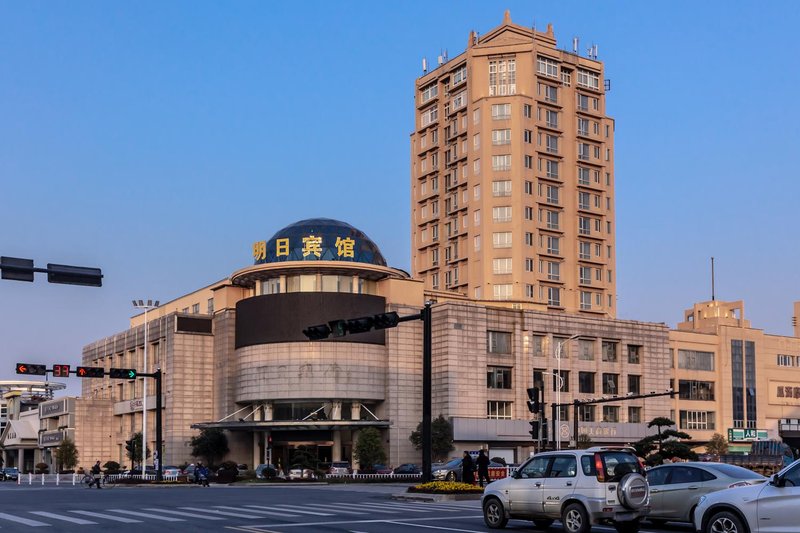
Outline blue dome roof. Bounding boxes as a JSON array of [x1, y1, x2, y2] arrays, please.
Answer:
[[254, 218, 387, 266]]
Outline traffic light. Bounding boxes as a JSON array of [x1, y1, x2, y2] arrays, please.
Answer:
[[540, 418, 548, 440], [75, 366, 104, 378], [46, 263, 103, 287], [109, 368, 137, 379], [526, 387, 541, 413], [529, 420, 540, 439], [125, 439, 135, 455], [302, 324, 332, 340], [1, 257, 34, 282], [16, 363, 47, 375], [345, 317, 373, 334], [52, 364, 71, 377], [372, 312, 400, 330], [328, 319, 348, 337]]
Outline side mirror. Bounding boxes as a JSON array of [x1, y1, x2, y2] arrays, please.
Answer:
[[771, 473, 783, 487], [512, 470, 522, 479]]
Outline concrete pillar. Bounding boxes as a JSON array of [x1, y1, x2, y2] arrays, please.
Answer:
[[332, 431, 342, 462], [252, 432, 260, 469], [331, 401, 342, 420], [350, 403, 361, 421], [264, 403, 273, 421]]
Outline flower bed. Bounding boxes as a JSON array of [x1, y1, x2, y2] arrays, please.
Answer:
[[407, 481, 484, 494]]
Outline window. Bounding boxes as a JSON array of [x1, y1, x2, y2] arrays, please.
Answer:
[[524, 104, 532, 118], [493, 258, 513, 274], [492, 180, 512, 196], [679, 380, 715, 401], [545, 109, 558, 128], [579, 241, 591, 260], [576, 93, 589, 111], [525, 181, 533, 195], [493, 284, 513, 300], [579, 217, 591, 235], [526, 206, 534, 220], [546, 236, 560, 255], [493, 232, 512, 248], [531, 338, 545, 358], [452, 65, 467, 85], [579, 372, 595, 393], [492, 154, 511, 171], [552, 370, 569, 392], [546, 185, 559, 204], [578, 339, 594, 360], [579, 405, 595, 422], [545, 134, 558, 154], [628, 375, 641, 395], [628, 406, 642, 424], [489, 58, 516, 96], [680, 410, 716, 430], [546, 159, 559, 178], [547, 286, 561, 306], [603, 373, 619, 395], [580, 266, 592, 284], [578, 191, 590, 209], [578, 166, 590, 185], [540, 83, 557, 103], [492, 206, 512, 222], [207, 298, 214, 314], [578, 142, 590, 160], [473, 158, 481, 175], [627, 345, 641, 364], [580, 291, 592, 310], [525, 257, 534, 272], [452, 91, 466, 110], [431, 272, 439, 289], [537, 56, 559, 78], [473, 235, 481, 251], [473, 133, 480, 150], [492, 129, 511, 145], [487, 367, 512, 389], [777, 354, 797, 366], [603, 406, 619, 423], [577, 117, 589, 136], [678, 350, 715, 371], [526, 284, 534, 298], [577, 68, 600, 90], [421, 106, 438, 127], [524, 129, 532, 143], [420, 83, 438, 103], [491, 103, 511, 119], [602, 341, 618, 362], [546, 210, 559, 229], [487, 401, 513, 419], [487, 331, 512, 354], [547, 261, 560, 281]]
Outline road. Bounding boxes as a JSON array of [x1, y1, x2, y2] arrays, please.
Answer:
[[0, 481, 696, 533]]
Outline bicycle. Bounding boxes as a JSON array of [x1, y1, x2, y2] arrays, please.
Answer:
[[81, 472, 116, 489]]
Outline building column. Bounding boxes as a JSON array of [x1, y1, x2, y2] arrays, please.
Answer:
[[350, 403, 361, 421], [351, 430, 360, 472], [252, 432, 260, 469], [332, 431, 342, 462]]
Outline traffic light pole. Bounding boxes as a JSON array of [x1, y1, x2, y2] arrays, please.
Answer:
[[139, 368, 163, 482]]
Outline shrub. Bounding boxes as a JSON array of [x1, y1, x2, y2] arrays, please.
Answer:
[[408, 481, 483, 494], [103, 461, 121, 474], [35, 463, 49, 474]]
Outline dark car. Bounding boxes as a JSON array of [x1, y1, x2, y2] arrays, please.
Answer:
[[255, 463, 278, 479], [393, 464, 422, 475], [3, 467, 20, 481]]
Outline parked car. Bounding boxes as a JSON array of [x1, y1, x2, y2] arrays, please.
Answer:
[[646, 462, 765, 526], [255, 463, 278, 479], [122, 467, 157, 478], [3, 467, 20, 481], [694, 458, 800, 533], [326, 461, 351, 475], [358, 464, 392, 474], [432, 458, 504, 481], [182, 464, 197, 482], [287, 466, 316, 480], [482, 446, 649, 533], [237, 463, 249, 475], [162, 465, 181, 477], [393, 463, 421, 475]]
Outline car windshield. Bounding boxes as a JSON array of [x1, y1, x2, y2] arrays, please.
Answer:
[[444, 459, 462, 468], [6, 468, 18, 473], [706, 463, 766, 479]]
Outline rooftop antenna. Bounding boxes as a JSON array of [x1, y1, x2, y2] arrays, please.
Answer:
[[711, 257, 716, 301], [422, 57, 428, 73], [573, 37, 579, 54]]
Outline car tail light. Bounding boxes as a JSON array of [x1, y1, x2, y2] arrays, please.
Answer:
[[594, 453, 605, 482], [728, 481, 750, 488]]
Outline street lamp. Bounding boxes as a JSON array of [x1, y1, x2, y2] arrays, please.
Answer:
[[133, 299, 159, 467], [555, 334, 580, 450]]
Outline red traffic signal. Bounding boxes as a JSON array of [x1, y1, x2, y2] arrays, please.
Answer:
[[52, 364, 71, 377], [16, 363, 47, 375], [75, 366, 104, 378]]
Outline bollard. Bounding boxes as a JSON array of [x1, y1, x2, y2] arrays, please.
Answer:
[[41, 473, 44, 485], [56, 473, 60, 486]]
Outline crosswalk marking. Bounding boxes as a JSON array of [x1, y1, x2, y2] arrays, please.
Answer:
[[259, 504, 333, 516], [0, 512, 50, 527], [107, 509, 185, 522], [329, 503, 410, 514], [142, 508, 226, 520], [302, 504, 368, 515], [353, 502, 432, 513], [213, 505, 299, 517], [29, 511, 95, 525], [379, 502, 465, 512], [178, 506, 265, 519], [70, 510, 141, 523]]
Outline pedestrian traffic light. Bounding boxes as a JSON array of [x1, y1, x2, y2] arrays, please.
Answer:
[[75, 366, 104, 378], [529, 420, 540, 439], [526, 387, 541, 413], [52, 364, 71, 377], [16, 363, 47, 375], [109, 368, 137, 379]]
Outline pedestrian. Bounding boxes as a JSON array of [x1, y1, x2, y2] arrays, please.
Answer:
[[195, 462, 204, 485], [462, 451, 475, 485], [198, 462, 210, 487], [476, 449, 490, 487], [90, 460, 102, 489]]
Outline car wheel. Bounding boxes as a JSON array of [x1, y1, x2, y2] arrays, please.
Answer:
[[446, 472, 456, 481], [533, 518, 555, 529], [707, 511, 746, 533], [483, 497, 508, 529], [614, 519, 641, 533], [562, 503, 590, 533]]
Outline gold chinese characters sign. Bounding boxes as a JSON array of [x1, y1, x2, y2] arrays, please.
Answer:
[[252, 235, 357, 264], [770, 381, 800, 405]]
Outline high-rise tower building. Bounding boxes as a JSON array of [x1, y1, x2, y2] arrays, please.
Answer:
[[411, 12, 616, 317]]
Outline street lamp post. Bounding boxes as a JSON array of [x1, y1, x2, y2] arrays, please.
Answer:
[[555, 334, 581, 450], [133, 299, 159, 468]]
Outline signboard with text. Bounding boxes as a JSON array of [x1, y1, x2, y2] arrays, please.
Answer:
[[727, 428, 768, 442]]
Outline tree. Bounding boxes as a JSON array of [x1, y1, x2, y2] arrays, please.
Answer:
[[126, 431, 152, 467], [354, 427, 387, 471], [705, 433, 729, 455], [576, 433, 594, 449], [409, 414, 454, 462], [290, 445, 317, 470], [55, 436, 79, 472], [190, 428, 229, 468], [633, 417, 697, 465], [648, 417, 677, 451]]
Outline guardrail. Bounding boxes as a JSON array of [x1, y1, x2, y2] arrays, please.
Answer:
[[323, 466, 518, 481], [15, 473, 179, 485]]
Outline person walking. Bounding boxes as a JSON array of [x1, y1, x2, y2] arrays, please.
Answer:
[[461, 451, 475, 485], [476, 449, 490, 487], [89, 460, 102, 489]]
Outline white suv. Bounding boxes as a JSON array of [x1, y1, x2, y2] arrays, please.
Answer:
[[482, 447, 649, 533], [694, 457, 800, 533]]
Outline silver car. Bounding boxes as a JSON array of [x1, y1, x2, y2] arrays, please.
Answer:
[[482, 447, 649, 533], [646, 462, 765, 526]]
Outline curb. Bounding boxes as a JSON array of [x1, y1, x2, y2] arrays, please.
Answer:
[[392, 492, 482, 502]]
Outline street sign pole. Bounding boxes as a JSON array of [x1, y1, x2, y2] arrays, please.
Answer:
[[140, 368, 163, 482], [421, 302, 432, 483]]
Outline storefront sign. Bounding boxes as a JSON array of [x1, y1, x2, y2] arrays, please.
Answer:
[[727, 428, 768, 442], [253, 236, 357, 263], [41, 400, 66, 417], [769, 382, 800, 405], [39, 431, 64, 445]]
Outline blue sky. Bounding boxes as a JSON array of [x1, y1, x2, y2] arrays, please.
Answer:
[[2, 1, 799, 394]]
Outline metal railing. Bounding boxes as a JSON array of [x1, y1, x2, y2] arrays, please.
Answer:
[[15, 473, 179, 485]]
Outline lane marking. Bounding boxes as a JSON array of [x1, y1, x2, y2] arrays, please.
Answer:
[[179, 506, 264, 519], [29, 511, 95, 525], [69, 510, 141, 523], [142, 508, 226, 520], [107, 509, 185, 522], [214, 505, 299, 517], [230, 514, 485, 529], [301, 504, 368, 515], [260, 505, 333, 516]]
